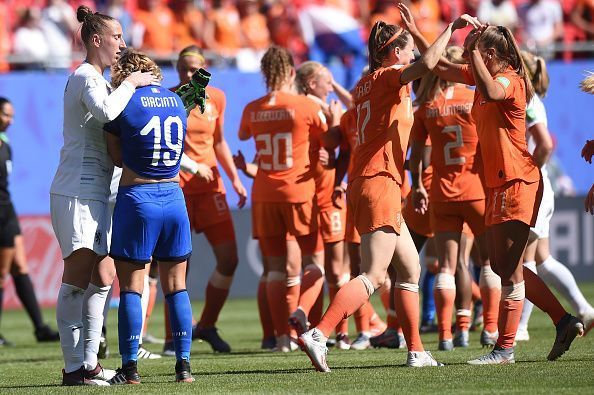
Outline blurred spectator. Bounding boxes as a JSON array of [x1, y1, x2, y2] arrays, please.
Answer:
[[203, 0, 244, 63], [571, 0, 594, 39], [42, 0, 77, 69], [171, 0, 206, 50], [133, 0, 176, 57], [518, 0, 563, 59], [102, 0, 134, 45], [369, 0, 402, 27], [236, 0, 270, 70], [0, 2, 11, 72], [477, 0, 518, 30], [408, 0, 443, 44], [13, 9, 50, 69], [264, 0, 308, 64]]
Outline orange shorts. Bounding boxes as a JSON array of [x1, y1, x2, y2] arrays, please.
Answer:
[[347, 175, 402, 235], [345, 205, 361, 244], [485, 179, 543, 227], [318, 205, 346, 243], [402, 195, 433, 238], [185, 192, 235, 245], [431, 199, 486, 236], [252, 200, 317, 238]]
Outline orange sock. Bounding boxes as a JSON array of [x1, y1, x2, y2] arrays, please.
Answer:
[[369, 311, 387, 335], [309, 287, 324, 327], [286, 280, 300, 338], [317, 277, 370, 338], [456, 310, 472, 332], [199, 282, 230, 328], [380, 286, 391, 314], [471, 280, 481, 302], [329, 285, 348, 335], [257, 278, 275, 339], [354, 300, 373, 333], [435, 273, 456, 341], [496, 298, 524, 348], [386, 309, 398, 330], [297, 264, 324, 316], [267, 278, 289, 337], [480, 287, 501, 333], [394, 285, 423, 352], [143, 279, 157, 335], [523, 266, 566, 325]]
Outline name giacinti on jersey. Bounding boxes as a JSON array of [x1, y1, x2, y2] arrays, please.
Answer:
[[426, 103, 472, 119], [140, 96, 180, 108], [250, 109, 295, 122]]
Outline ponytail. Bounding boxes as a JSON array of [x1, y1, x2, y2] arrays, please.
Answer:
[[367, 21, 410, 73]]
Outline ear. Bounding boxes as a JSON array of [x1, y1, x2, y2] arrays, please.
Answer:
[[91, 33, 101, 48]]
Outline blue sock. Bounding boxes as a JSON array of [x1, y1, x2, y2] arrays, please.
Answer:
[[421, 271, 436, 323], [165, 290, 192, 361], [118, 291, 142, 365]]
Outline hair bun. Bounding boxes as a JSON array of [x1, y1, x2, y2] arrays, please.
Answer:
[[76, 5, 93, 23]]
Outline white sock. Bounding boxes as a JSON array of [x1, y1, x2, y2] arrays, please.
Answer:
[[56, 283, 85, 373], [101, 286, 113, 332], [518, 262, 536, 331], [82, 283, 111, 371], [139, 274, 150, 345], [537, 255, 593, 316]]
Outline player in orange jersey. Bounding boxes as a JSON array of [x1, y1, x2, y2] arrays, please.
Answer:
[[423, 25, 584, 364], [581, 73, 594, 214], [298, 4, 479, 371], [290, 61, 354, 349], [166, 45, 248, 354], [238, 46, 327, 352], [409, 45, 490, 350]]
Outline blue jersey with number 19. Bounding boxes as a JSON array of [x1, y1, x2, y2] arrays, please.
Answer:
[[104, 85, 187, 179]]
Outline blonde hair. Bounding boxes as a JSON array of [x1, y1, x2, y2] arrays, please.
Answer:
[[260, 46, 295, 92], [295, 61, 325, 95], [414, 46, 465, 106], [111, 48, 162, 88], [478, 26, 534, 102], [580, 72, 594, 94], [521, 50, 549, 98], [368, 21, 411, 73]]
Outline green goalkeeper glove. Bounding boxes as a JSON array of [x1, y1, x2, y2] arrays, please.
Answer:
[[175, 68, 211, 115]]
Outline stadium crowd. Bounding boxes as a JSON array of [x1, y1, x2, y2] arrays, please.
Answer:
[[1, 0, 594, 72]]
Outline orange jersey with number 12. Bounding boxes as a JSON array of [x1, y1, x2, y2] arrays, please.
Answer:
[[239, 91, 327, 203], [351, 65, 413, 184]]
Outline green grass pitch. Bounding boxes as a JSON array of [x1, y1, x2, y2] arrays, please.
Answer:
[[1, 284, 593, 394]]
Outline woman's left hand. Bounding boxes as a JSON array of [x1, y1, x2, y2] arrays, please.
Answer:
[[397, 3, 418, 34]]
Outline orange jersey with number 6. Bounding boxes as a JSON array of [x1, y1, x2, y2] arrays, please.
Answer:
[[239, 91, 327, 203], [411, 84, 484, 202], [351, 65, 413, 184]]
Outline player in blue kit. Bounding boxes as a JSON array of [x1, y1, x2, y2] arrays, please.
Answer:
[[103, 49, 195, 384]]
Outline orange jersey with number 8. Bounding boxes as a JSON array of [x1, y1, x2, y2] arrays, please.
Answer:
[[411, 84, 485, 202], [239, 91, 327, 203], [350, 65, 413, 184]]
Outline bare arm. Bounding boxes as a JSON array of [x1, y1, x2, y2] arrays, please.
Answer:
[[468, 48, 505, 101], [331, 79, 353, 109], [528, 122, 554, 167]]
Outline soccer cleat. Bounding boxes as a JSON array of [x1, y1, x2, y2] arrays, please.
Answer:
[[480, 329, 498, 348], [407, 351, 444, 367], [547, 314, 584, 361], [107, 361, 141, 385], [438, 339, 454, 351], [163, 341, 176, 357], [298, 329, 330, 373], [370, 328, 400, 349], [137, 346, 162, 359], [98, 335, 109, 359], [193, 326, 231, 353], [274, 335, 298, 352], [335, 333, 351, 350], [142, 333, 165, 345], [397, 332, 407, 349], [350, 332, 371, 350], [0, 333, 14, 347], [326, 337, 337, 348], [35, 324, 60, 342], [467, 346, 515, 365], [453, 330, 469, 348], [288, 308, 309, 336], [62, 367, 110, 386], [261, 336, 277, 350], [175, 359, 195, 383], [85, 362, 116, 381], [515, 327, 530, 342], [579, 309, 594, 336]]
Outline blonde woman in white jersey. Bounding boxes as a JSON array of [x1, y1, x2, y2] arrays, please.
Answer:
[[517, 51, 594, 341], [50, 5, 157, 386]]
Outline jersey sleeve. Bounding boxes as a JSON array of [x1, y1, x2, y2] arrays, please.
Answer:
[[81, 74, 136, 124], [493, 71, 518, 100], [338, 111, 353, 150], [460, 65, 475, 86], [526, 96, 547, 129], [383, 66, 407, 89]]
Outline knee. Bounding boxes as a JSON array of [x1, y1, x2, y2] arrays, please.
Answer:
[[216, 254, 238, 277]]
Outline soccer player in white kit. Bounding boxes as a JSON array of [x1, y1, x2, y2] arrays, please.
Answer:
[[50, 5, 157, 386], [517, 51, 594, 340]]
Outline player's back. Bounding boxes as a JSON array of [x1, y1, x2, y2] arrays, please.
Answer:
[[240, 91, 326, 203], [351, 65, 413, 185], [105, 85, 187, 180]]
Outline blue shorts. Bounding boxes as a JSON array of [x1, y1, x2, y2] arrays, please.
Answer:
[[110, 182, 192, 264]]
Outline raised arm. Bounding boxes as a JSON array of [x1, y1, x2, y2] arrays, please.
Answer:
[[466, 27, 506, 102]]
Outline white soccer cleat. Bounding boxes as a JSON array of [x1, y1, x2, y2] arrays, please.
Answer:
[[480, 330, 498, 348], [274, 335, 298, 352], [515, 327, 530, 342], [288, 308, 309, 336], [407, 351, 443, 367], [298, 329, 330, 373], [335, 333, 351, 350], [579, 309, 594, 336], [350, 332, 371, 350], [87, 363, 116, 381], [137, 346, 162, 359], [468, 347, 515, 365]]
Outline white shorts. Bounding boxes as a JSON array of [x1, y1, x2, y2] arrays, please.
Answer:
[[106, 199, 115, 251], [50, 194, 109, 258], [530, 176, 554, 240]]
